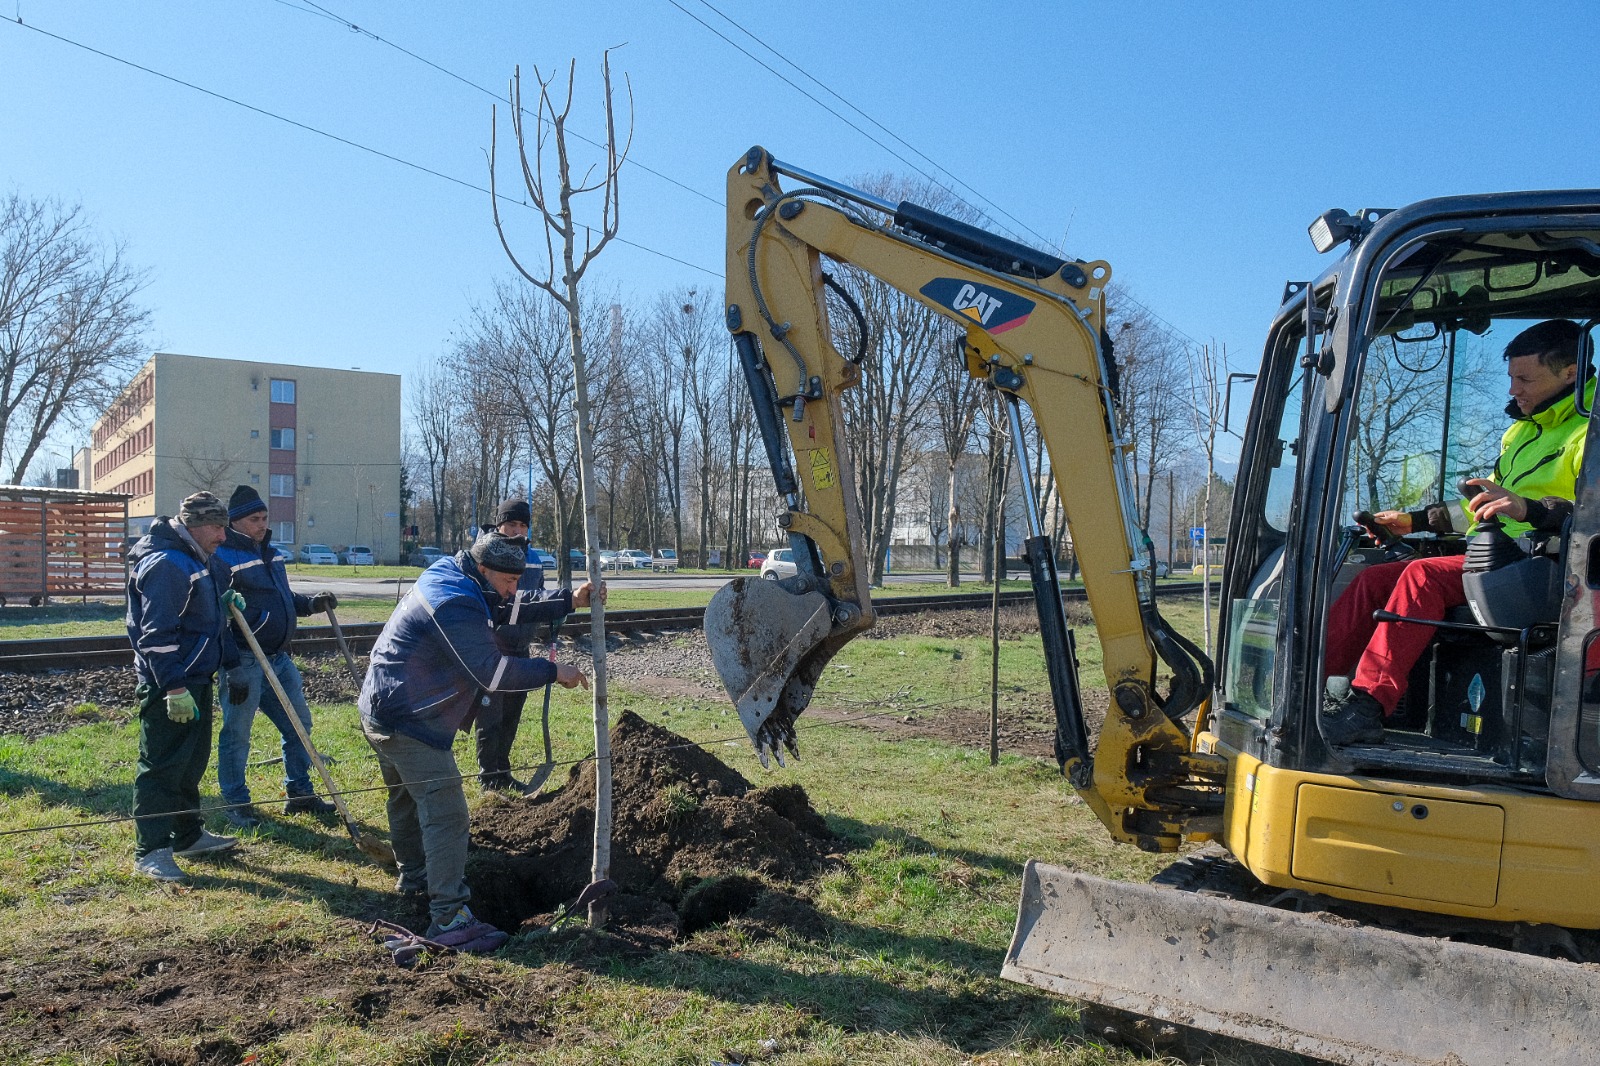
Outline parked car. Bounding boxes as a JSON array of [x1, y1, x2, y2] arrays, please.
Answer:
[[297, 543, 338, 565], [746, 551, 767, 568], [652, 548, 677, 572], [527, 546, 558, 570], [617, 549, 652, 569], [568, 548, 586, 570], [1154, 561, 1170, 578], [407, 546, 445, 568], [598, 550, 620, 570], [759, 547, 797, 580], [342, 544, 375, 566]]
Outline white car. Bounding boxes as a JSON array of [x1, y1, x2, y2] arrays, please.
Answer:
[[297, 543, 338, 565], [759, 547, 797, 580], [342, 544, 375, 566], [616, 549, 652, 569]]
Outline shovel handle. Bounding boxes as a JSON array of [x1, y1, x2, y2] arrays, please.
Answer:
[[228, 602, 360, 837], [326, 607, 363, 691]]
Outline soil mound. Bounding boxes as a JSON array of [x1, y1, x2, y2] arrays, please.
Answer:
[[467, 710, 835, 941]]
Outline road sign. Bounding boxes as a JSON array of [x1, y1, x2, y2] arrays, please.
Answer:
[[1189, 527, 1206, 542]]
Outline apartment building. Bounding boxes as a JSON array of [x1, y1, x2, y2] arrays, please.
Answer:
[[89, 353, 402, 560]]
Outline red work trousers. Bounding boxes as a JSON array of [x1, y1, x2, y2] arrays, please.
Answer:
[[1324, 555, 1467, 716]]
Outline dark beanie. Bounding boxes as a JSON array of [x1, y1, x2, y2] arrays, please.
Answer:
[[470, 531, 527, 575], [494, 498, 531, 528], [228, 484, 268, 520]]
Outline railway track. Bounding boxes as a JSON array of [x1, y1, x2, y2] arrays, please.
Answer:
[[0, 583, 1204, 673]]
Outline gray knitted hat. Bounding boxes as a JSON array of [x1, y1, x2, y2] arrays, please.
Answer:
[[177, 491, 229, 528], [470, 531, 527, 575]]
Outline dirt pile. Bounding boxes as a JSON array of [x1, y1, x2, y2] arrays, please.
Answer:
[[466, 710, 835, 942]]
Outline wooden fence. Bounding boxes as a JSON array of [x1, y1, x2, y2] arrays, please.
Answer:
[[0, 487, 130, 603]]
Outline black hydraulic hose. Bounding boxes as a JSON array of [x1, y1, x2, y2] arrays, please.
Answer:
[[821, 271, 869, 365], [1143, 603, 1215, 722]]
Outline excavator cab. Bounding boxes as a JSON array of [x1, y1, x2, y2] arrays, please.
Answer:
[[1219, 202, 1600, 797]]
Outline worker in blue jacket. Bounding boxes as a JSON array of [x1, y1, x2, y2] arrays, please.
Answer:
[[213, 484, 339, 827], [360, 530, 588, 949], [473, 497, 602, 790], [126, 491, 246, 883]]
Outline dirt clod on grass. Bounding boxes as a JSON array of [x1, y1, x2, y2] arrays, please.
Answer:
[[467, 710, 836, 944]]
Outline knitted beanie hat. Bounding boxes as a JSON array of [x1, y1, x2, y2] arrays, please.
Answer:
[[470, 530, 527, 575], [178, 491, 229, 528], [228, 484, 268, 520]]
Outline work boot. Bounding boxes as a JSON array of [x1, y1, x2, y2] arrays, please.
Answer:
[[134, 848, 190, 883], [480, 774, 517, 793], [427, 906, 509, 954], [284, 793, 336, 816], [395, 874, 429, 899], [223, 804, 261, 829], [1320, 687, 1386, 746], [174, 829, 239, 857]]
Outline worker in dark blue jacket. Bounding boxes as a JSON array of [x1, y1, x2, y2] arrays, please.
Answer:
[[473, 497, 602, 790], [359, 531, 588, 948], [126, 491, 245, 883], [213, 484, 339, 827]]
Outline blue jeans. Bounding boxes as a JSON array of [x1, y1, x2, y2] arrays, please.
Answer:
[[217, 650, 316, 805]]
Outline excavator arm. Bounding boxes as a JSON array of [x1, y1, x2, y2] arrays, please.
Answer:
[[707, 147, 1225, 849]]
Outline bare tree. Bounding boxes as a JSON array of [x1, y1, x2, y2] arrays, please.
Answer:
[[169, 435, 247, 498], [0, 193, 150, 483], [931, 333, 983, 586], [408, 361, 460, 550], [1185, 341, 1228, 653], [490, 55, 632, 928], [1108, 294, 1187, 529]]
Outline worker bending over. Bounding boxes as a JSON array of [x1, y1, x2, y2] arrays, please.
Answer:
[[359, 530, 588, 950]]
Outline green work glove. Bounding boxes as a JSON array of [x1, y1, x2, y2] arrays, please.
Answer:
[[221, 588, 246, 614], [165, 688, 200, 724]]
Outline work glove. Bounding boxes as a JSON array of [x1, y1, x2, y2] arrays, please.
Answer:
[[221, 588, 246, 614], [227, 680, 251, 707], [165, 688, 201, 724], [309, 591, 338, 613]]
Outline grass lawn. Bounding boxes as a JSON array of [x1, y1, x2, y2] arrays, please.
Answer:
[[0, 606, 1242, 1065]]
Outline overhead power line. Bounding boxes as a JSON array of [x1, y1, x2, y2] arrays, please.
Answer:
[[4, 18, 722, 280], [269, 0, 722, 209]]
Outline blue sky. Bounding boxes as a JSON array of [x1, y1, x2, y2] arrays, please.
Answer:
[[5, 1, 1598, 395]]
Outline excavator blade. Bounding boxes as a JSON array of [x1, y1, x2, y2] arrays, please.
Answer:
[[1004, 862, 1600, 1066], [705, 576, 835, 765]]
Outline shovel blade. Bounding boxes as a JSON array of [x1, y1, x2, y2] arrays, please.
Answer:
[[705, 577, 835, 762]]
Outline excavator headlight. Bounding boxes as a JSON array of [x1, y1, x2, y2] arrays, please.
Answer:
[[1308, 208, 1358, 254]]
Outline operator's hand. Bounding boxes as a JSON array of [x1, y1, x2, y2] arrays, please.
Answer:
[[555, 663, 590, 691], [572, 581, 606, 608], [221, 588, 247, 614], [310, 591, 338, 613], [1366, 510, 1412, 535], [1463, 478, 1528, 523], [165, 688, 201, 723]]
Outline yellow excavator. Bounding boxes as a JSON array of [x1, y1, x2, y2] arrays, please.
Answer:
[[705, 146, 1600, 1065]]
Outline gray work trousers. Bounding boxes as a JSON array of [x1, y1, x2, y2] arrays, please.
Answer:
[[362, 726, 471, 926]]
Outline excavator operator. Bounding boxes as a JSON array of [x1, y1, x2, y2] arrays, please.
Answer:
[[1320, 319, 1588, 746]]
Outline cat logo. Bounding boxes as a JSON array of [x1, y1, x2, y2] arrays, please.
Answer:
[[918, 278, 1035, 335]]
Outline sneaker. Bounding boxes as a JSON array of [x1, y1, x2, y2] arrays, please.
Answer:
[[173, 829, 238, 857], [134, 848, 189, 883], [1320, 687, 1386, 746], [284, 794, 336, 816], [426, 906, 508, 954], [223, 804, 261, 829]]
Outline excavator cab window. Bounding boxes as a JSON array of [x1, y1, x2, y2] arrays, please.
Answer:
[[1322, 223, 1600, 781]]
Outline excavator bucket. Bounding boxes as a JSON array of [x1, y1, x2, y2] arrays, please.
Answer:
[[1004, 862, 1600, 1066], [705, 576, 836, 765]]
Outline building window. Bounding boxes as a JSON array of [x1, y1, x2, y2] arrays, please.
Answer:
[[270, 379, 296, 404], [250, 429, 259, 438], [274, 522, 295, 545], [250, 473, 260, 484], [270, 427, 295, 450], [269, 473, 296, 498]]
